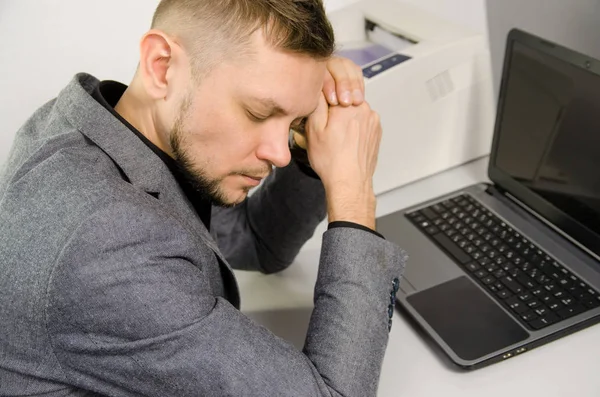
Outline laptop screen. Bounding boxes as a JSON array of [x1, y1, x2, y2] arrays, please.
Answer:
[[490, 30, 600, 259]]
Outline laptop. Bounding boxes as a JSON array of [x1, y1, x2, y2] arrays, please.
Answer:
[[377, 28, 600, 370]]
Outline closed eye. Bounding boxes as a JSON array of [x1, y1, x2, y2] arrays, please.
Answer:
[[247, 110, 269, 122]]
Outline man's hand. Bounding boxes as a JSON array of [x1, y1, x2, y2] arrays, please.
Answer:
[[305, 95, 382, 230], [323, 56, 365, 106], [292, 56, 365, 150]]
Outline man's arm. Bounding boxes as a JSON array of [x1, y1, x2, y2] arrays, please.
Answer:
[[48, 201, 406, 396], [211, 159, 327, 273]]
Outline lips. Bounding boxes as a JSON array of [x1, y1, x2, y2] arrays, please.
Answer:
[[245, 175, 263, 182]]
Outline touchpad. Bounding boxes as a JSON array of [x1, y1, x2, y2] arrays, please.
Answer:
[[407, 276, 529, 361]]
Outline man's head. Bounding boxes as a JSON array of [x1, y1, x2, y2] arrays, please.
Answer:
[[129, 0, 335, 206]]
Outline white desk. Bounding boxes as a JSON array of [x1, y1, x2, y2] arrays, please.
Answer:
[[235, 157, 600, 397]]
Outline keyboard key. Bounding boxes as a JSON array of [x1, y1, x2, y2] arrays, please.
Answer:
[[558, 304, 586, 320], [531, 287, 545, 296], [432, 233, 472, 265], [413, 215, 427, 224], [541, 293, 555, 303], [501, 276, 524, 294], [445, 229, 457, 237], [527, 300, 542, 309], [406, 211, 420, 218], [582, 297, 600, 309], [486, 264, 499, 273], [561, 297, 574, 306], [506, 296, 529, 314], [502, 263, 516, 273], [553, 290, 567, 299], [425, 226, 440, 235], [529, 312, 560, 330], [518, 292, 533, 302], [431, 204, 445, 213], [420, 207, 439, 220], [535, 307, 550, 316], [478, 257, 491, 266], [535, 274, 551, 285], [475, 269, 488, 279], [441, 199, 456, 209], [558, 278, 572, 288], [548, 301, 563, 311], [521, 311, 538, 322], [471, 251, 483, 260], [516, 274, 537, 289], [495, 256, 507, 266], [466, 262, 480, 272], [497, 289, 512, 299], [482, 276, 496, 285]]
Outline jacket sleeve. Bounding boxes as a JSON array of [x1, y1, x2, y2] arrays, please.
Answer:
[[47, 201, 407, 397], [211, 160, 327, 273]]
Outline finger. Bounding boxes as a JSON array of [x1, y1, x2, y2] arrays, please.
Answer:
[[344, 59, 364, 105], [322, 70, 338, 106], [352, 64, 365, 105], [327, 58, 353, 106]]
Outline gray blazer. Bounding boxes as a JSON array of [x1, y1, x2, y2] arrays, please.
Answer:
[[0, 74, 407, 397]]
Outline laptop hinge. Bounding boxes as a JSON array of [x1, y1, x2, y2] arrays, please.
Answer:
[[486, 186, 600, 263], [484, 184, 506, 198]]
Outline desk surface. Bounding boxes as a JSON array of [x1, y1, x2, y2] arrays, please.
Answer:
[[235, 157, 600, 397]]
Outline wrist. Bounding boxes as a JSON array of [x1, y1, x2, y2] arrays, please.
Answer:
[[324, 183, 376, 230]]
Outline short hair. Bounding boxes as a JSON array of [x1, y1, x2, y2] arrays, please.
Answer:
[[151, 0, 335, 77]]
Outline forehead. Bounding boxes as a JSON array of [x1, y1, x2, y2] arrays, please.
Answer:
[[218, 31, 327, 115]]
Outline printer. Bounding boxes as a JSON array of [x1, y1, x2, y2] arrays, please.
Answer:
[[327, 0, 495, 194]]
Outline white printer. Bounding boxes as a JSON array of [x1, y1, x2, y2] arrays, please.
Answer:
[[327, 0, 495, 194]]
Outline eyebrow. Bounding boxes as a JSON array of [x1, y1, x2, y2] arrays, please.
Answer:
[[249, 97, 318, 120], [250, 98, 289, 116]]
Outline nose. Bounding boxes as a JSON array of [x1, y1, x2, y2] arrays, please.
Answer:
[[255, 124, 292, 168]]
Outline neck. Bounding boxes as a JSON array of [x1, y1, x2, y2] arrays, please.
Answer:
[[114, 76, 173, 157]]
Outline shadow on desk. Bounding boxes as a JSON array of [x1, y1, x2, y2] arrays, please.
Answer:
[[246, 307, 313, 350], [246, 304, 466, 374]]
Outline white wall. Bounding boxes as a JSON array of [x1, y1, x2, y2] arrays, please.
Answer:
[[0, 0, 158, 163], [0, 0, 487, 165], [486, 0, 600, 96]]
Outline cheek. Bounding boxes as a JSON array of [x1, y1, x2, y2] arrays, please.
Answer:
[[185, 113, 259, 173]]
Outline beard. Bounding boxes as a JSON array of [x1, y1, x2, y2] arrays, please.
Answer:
[[168, 94, 265, 208]]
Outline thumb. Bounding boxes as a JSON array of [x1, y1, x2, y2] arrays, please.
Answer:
[[306, 94, 329, 140]]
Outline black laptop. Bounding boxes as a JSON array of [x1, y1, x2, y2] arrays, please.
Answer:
[[377, 28, 600, 369]]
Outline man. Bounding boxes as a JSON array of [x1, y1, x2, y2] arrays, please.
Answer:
[[0, 0, 406, 395]]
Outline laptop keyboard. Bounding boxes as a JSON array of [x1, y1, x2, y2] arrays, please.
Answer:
[[406, 193, 600, 331]]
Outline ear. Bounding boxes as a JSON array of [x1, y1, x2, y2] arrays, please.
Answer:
[[138, 29, 181, 101]]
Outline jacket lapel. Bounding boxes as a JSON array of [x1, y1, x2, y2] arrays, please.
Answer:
[[55, 73, 240, 307]]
